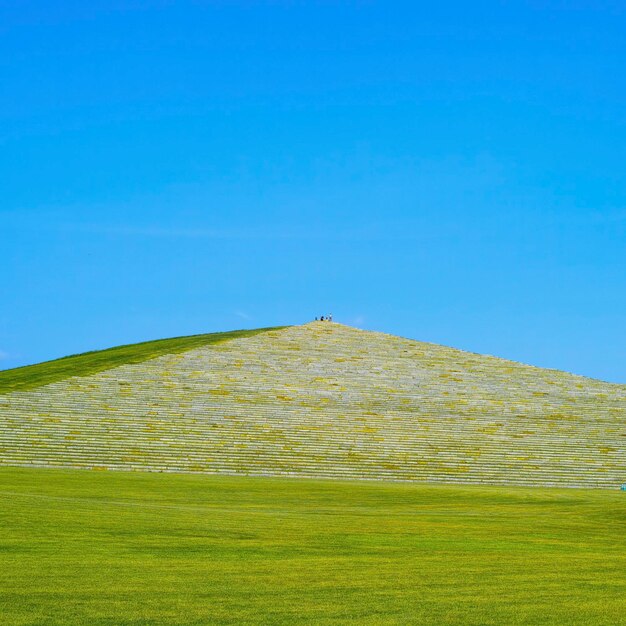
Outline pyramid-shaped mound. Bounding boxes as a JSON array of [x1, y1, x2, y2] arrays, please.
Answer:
[[1, 322, 624, 487]]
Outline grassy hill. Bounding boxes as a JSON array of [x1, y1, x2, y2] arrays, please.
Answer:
[[0, 326, 284, 393], [0, 322, 624, 488], [1, 466, 625, 625]]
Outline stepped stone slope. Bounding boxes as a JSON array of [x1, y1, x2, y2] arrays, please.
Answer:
[[1, 323, 624, 487]]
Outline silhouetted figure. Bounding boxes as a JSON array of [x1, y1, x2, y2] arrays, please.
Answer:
[[320, 315, 325, 321]]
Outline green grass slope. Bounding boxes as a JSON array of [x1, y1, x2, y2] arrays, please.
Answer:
[[0, 322, 624, 488], [0, 326, 284, 393], [1, 467, 625, 625]]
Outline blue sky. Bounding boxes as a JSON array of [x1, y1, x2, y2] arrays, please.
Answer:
[[2, 1, 625, 383]]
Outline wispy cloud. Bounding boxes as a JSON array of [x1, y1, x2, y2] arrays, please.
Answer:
[[54, 222, 440, 242], [0, 350, 9, 361], [61, 224, 272, 239], [234, 310, 252, 320]]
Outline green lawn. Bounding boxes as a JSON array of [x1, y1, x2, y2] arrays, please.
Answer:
[[0, 327, 284, 394], [1, 468, 624, 625]]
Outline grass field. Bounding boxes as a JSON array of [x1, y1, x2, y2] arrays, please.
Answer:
[[0, 327, 283, 394], [1, 467, 625, 625]]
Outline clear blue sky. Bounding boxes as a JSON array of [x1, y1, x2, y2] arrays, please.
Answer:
[[2, 1, 625, 383]]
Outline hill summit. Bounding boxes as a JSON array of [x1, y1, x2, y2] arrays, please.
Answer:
[[1, 322, 624, 488]]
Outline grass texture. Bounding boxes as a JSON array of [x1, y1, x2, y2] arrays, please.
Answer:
[[0, 467, 625, 625], [0, 326, 284, 394]]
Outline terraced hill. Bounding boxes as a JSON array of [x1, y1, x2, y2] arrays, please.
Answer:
[[0, 322, 624, 488]]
